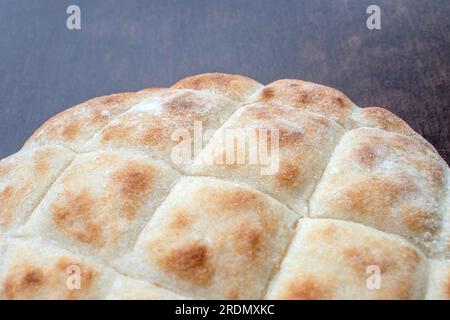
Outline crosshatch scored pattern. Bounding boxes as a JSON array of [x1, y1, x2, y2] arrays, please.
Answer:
[[0, 73, 449, 300]]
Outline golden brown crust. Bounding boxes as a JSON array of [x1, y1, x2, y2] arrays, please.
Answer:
[[282, 277, 333, 300], [158, 242, 214, 286]]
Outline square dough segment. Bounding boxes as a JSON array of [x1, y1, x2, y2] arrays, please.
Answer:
[[310, 127, 448, 255], [189, 103, 344, 214], [83, 89, 239, 172], [0, 146, 75, 234], [266, 219, 428, 300], [21, 150, 180, 262], [0, 238, 115, 299], [122, 176, 299, 299]]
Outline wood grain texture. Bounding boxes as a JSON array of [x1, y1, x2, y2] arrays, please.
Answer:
[[0, 0, 448, 162]]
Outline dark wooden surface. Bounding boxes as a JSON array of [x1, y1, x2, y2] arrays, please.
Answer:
[[0, 0, 449, 162]]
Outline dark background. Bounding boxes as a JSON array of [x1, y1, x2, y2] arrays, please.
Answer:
[[0, 0, 449, 162]]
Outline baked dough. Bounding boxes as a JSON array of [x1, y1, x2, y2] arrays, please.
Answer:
[[0, 73, 448, 299]]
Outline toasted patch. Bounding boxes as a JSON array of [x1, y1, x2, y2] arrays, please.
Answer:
[[111, 161, 156, 219], [283, 277, 332, 300], [52, 188, 102, 245], [158, 242, 213, 285]]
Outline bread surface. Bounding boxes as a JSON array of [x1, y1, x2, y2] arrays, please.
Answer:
[[0, 73, 448, 299]]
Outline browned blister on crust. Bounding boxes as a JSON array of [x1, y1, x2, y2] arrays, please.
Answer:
[[172, 72, 263, 102], [266, 219, 428, 300], [310, 127, 448, 256], [20, 150, 179, 261], [121, 177, 298, 299], [247, 79, 356, 128]]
